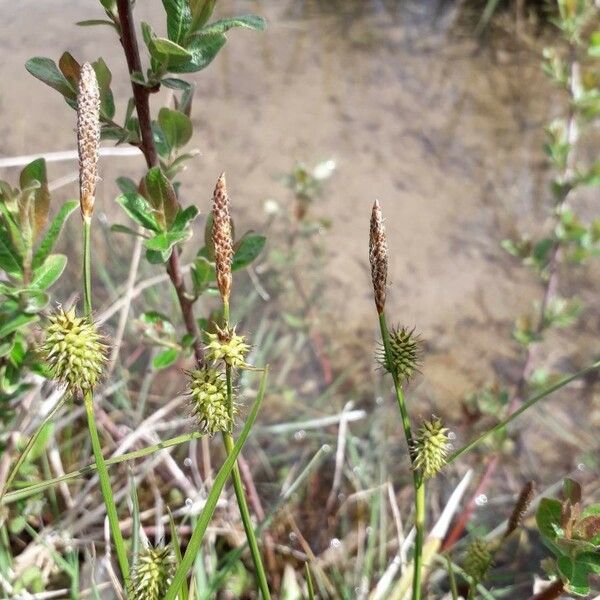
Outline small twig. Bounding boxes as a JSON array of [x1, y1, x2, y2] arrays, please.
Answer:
[[0, 146, 141, 169]]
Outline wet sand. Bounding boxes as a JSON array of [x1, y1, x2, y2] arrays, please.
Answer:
[[0, 0, 598, 408]]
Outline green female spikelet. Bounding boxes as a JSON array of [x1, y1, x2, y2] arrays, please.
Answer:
[[41, 307, 106, 391], [412, 417, 449, 479], [130, 545, 175, 600], [188, 367, 233, 433], [379, 326, 421, 382], [463, 538, 493, 582], [206, 325, 250, 368]]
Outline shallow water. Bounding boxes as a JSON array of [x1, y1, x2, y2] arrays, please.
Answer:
[[0, 0, 597, 407]]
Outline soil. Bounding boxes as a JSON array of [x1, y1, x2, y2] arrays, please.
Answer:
[[0, 0, 598, 451]]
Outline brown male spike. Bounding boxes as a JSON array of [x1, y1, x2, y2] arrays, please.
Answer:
[[212, 173, 234, 303], [369, 199, 388, 314], [504, 481, 535, 539], [76, 63, 100, 219]]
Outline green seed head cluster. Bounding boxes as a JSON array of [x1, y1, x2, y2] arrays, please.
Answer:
[[206, 326, 250, 368], [41, 308, 106, 391], [130, 545, 175, 600], [412, 417, 449, 480], [463, 538, 493, 583], [379, 326, 421, 382], [188, 367, 233, 434]]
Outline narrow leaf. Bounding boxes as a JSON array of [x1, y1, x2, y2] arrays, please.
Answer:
[[158, 107, 193, 150], [0, 235, 23, 278], [162, 0, 191, 44], [33, 200, 78, 269], [201, 15, 267, 36], [25, 57, 76, 100], [0, 314, 38, 339], [116, 192, 162, 232], [169, 32, 226, 74], [20, 158, 50, 240], [145, 166, 179, 227], [152, 348, 179, 370], [30, 254, 67, 290], [232, 233, 266, 271]]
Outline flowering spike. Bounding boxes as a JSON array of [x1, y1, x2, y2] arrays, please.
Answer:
[[130, 545, 175, 600], [76, 63, 100, 219], [212, 173, 233, 304], [504, 481, 535, 539], [188, 367, 233, 433], [205, 326, 250, 368], [369, 199, 388, 314], [41, 308, 107, 392], [378, 326, 422, 382], [463, 538, 493, 583], [412, 417, 449, 479]]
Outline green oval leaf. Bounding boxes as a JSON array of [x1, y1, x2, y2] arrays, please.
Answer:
[[116, 192, 162, 232], [152, 348, 180, 370], [169, 32, 226, 74], [30, 254, 67, 290], [158, 108, 193, 150], [25, 57, 76, 100], [232, 233, 266, 271]]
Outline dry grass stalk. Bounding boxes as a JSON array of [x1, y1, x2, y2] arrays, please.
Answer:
[[77, 62, 100, 218]]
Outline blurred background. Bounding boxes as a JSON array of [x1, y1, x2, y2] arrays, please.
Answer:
[[1, 0, 600, 598]]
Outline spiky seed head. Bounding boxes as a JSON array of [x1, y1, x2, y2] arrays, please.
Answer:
[[463, 538, 493, 583], [212, 173, 233, 304], [76, 63, 100, 219], [379, 326, 421, 382], [504, 481, 535, 539], [188, 367, 233, 433], [412, 417, 449, 479], [369, 200, 388, 314], [41, 308, 107, 392], [130, 545, 175, 600], [205, 326, 250, 368]]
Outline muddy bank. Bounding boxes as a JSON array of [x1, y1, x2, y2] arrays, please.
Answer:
[[0, 0, 597, 409]]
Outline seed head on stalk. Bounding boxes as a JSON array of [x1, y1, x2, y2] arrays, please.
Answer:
[[188, 367, 234, 433], [212, 173, 233, 304], [463, 538, 493, 583], [412, 417, 449, 479], [41, 307, 107, 392], [76, 62, 100, 219], [130, 545, 175, 600], [369, 199, 388, 315]]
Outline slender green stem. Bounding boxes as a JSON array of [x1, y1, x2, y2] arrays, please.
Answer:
[[447, 359, 600, 465], [378, 311, 424, 600], [445, 554, 459, 600], [83, 217, 93, 319], [81, 214, 130, 590], [84, 390, 130, 586], [220, 299, 270, 599], [413, 477, 425, 600]]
